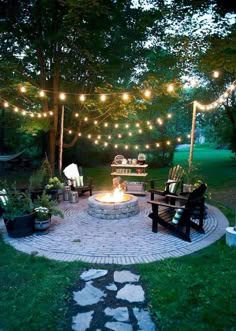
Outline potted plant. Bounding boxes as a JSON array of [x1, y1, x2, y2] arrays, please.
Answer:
[[29, 169, 46, 201], [33, 192, 64, 231], [45, 176, 64, 201], [0, 181, 35, 238], [29, 157, 54, 201], [182, 165, 202, 193]]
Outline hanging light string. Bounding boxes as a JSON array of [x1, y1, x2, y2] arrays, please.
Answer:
[[195, 80, 236, 111], [1, 96, 173, 129], [73, 135, 189, 150], [1, 78, 235, 117], [1, 98, 53, 117]]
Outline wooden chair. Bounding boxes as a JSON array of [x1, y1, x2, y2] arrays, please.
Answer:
[[147, 183, 207, 242], [149, 165, 184, 200]]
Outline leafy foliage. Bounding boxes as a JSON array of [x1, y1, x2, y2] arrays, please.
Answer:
[[34, 192, 64, 219], [0, 181, 33, 220]]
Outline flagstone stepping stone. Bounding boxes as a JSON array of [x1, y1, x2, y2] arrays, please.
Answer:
[[116, 284, 145, 303], [72, 311, 94, 331], [114, 270, 140, 283], [73, 281, 106, 306], [80, 268, 108, 281], [105, 321, 133, 331], [104, 307, 129, 322], [133, 308, 156, 331], [106, 283, 118, 291], [70, 269, 157, 330]]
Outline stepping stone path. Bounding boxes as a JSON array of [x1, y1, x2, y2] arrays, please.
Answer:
[[72, 269, 157, 331]]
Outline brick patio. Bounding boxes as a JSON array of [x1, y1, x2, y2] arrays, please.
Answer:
[[0, 193, 229, 264]]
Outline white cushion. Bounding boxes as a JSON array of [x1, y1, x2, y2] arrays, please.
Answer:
[[172, 208, 183, 224], [167, 180, 177, 193], [0, 189, 8, 206]]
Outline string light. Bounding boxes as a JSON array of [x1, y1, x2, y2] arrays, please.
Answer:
[[79, 94, 86, 102], [144, 89, 151, 98], [59, 93, 66, 100], [20, 86, 26, 93], [4, 101, 9, 107], [39, 90, 45, 97], [212, 70, 220, 78], [122, 93, 129, 101], [167, 84, 174, 93], [100, 94, 106, 102]]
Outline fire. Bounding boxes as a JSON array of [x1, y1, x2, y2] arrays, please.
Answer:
[[95, 185, 131, 203], [102, 186, 124, 203]]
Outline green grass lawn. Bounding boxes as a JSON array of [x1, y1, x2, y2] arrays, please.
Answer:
[[0, 146, 236, 330]]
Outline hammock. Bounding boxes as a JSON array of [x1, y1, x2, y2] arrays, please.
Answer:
[[0, 150, 25, 162]]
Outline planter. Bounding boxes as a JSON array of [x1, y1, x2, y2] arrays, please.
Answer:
[[182, 184, 193, 193], [34, 217, 51, 231], [4, 212, 36, 238], [30, 189, 44, 202], [46, 189, 58, 201]]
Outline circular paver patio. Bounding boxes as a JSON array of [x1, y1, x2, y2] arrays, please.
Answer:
[[0, 194, 228, 264]]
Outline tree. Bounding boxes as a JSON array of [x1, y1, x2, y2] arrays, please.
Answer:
[[0, 0, 154, 171]]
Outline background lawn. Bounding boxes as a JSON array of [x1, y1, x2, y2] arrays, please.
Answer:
[[0, 145, 236, 330]]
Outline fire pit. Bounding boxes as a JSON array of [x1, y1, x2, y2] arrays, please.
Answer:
[[87, 189, 140, 220]]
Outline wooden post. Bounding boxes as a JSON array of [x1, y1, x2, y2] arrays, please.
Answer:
[[188, 101, 197, 173], [59, 105, 64, 176]]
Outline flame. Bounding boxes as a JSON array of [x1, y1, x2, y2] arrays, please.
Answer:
[[102, 186, 124, 203], [96, 185, 130, 203]]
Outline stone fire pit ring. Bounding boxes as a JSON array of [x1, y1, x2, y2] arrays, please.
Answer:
[[87, 193, 140, 220]]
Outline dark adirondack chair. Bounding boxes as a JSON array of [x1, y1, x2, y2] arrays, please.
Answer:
[[147, 183, 207, 242], [149, 165, 184, 200]]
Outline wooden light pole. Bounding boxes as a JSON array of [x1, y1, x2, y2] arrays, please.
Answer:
[[188, 100, 197, 173], [59, 105, 64, 176]]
